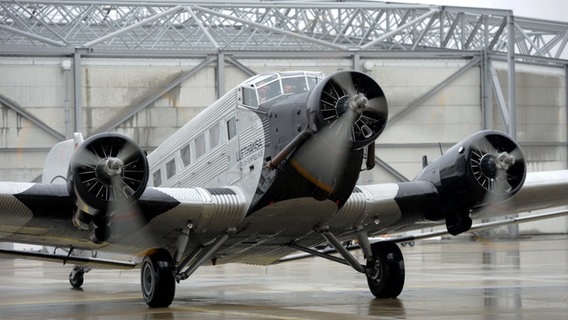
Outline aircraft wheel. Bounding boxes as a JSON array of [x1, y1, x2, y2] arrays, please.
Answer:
[[141, 249, 176, 308], [366, 242, 405, 298], [69, 266, 84, 288]]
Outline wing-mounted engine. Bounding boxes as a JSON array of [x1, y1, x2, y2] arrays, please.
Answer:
[[67, 133, 149, 243], [415, 130, 526, 235]]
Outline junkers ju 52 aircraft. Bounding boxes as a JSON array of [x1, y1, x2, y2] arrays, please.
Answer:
[[1, 70, 568, 307]]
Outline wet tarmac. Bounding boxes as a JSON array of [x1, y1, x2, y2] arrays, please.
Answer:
[[0, 235, 566, 319]]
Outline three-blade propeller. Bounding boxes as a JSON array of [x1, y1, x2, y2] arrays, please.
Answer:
[[69, 133, 151, 244], [290, 71, 388, 198]]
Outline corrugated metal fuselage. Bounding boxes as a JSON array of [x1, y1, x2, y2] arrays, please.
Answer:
[[144, 79, 369, 264]]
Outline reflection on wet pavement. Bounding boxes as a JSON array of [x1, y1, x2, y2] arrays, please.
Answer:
[[0, 235, 566, 319]]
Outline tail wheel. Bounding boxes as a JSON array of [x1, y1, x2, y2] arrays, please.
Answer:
[[141, 249, 176, 308], [366, 242, 405, 298], [69, 266, 85, 288]]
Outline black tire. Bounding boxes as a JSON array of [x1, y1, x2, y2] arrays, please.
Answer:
[[366, 242, 405, 298], [141, 249, 176, 308], [69, 267, 84, 288]]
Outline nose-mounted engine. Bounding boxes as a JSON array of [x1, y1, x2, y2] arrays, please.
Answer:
[[249, 70, 389, 212], [287, 71, 388, 204], [306, 70, 388, 149]]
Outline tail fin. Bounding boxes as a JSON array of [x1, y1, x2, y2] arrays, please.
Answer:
[[42, 133, 84, 184]]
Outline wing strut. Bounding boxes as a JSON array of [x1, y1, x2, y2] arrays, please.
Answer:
[[289, 226, 375, 273], [288, 243, 352, 266], [319, 227, 366, 273], [288, 226, 378, 273], [175, 229, 233, 282], [280, 209, 568, 264]]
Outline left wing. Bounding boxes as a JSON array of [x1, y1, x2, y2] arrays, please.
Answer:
[[351, 169, 568, 238]]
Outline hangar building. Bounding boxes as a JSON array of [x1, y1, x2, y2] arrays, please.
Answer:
[[0, 1, 567, 234]]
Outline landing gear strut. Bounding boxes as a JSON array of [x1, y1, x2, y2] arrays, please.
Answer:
[[294, 227, 406, 299], [139, 229, 231, 307]]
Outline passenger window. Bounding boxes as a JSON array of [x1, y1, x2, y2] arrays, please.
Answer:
[[227, 117, 237, 140], [153, 170, 162, 187], [210, 123, 220, 148], [195, 133, 206, 159], [166, 159, 176, 179], [181, 144, 191, 166]]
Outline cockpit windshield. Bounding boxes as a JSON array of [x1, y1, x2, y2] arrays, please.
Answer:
[[239, 71, 325, 108]]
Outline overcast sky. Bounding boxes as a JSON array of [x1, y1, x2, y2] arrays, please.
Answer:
[[389, 0, 567, 22]]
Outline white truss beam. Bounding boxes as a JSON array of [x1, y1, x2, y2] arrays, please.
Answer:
[[0, 1, 565, 64]]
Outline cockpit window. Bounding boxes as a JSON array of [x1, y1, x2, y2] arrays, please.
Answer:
[[282, 77, 307, 94], [239, 71, 325, 107], [257, 81, 281, 103], [242, 86, 258, 108], [307, 76, 320, 90]]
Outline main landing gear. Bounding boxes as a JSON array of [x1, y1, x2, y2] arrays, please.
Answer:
[[292, 226, 405, 299], [365, 242, 405, 298], [67, 226, 233, 308], [141, 249, 176, 307], [67, 250, 177, 307], [139, 227, 231, 307]]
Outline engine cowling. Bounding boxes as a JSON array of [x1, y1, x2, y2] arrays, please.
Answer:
[[67, 133, 149, 242], [415, 130, 526, 235], [306, 70, 388, 150], [284, 71, 389, 205]]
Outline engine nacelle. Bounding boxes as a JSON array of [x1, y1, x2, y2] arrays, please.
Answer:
[[306, 70, 388, 150], [415, 130, 526, 235], [281, 71, 389, 205], [67, 133, 149, 242]]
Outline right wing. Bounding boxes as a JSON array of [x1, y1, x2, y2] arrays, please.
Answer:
[[0, 181, 247, 260]]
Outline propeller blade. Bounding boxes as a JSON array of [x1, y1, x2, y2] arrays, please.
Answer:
[[106, 160, 155, 248], [73, 148, 100, 168], [291, 108, 356, 193]]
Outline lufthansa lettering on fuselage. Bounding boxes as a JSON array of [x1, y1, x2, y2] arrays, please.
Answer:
[[239, 139, 263, 160]]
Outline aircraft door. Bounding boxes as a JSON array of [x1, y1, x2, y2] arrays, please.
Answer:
[[236, 108, 265, 198]]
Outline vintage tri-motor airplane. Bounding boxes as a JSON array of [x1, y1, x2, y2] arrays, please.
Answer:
[[1, 70, 568, 307]]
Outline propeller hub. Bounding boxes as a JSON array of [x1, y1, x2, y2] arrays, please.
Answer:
[[496, 152, 515, 171], [104, 157, 124, 176], [349, 93, 368, 114], [95, 157, 124, 185]]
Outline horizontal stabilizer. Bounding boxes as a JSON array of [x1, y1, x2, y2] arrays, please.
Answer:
[[0, 247, 136, 269], [42, 133, 84, 184]]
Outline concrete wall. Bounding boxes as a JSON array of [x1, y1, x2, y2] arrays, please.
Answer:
[[0, 58, 65, 181], [0, 56, 566, 233], [366, 60, 483, 182]]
